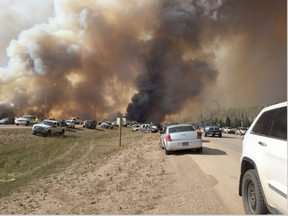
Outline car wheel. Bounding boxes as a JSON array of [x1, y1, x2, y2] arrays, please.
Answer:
[[219, 134, 222, 137], [32, 132, 36, 135], [196, 147, 203, 153], [165, 147, 170, 155], [46, 130, 52, 137], [242, 169, 269, 214], [204, 133, 207, 137], [212, 134, 215, 137], [26, 122, 30, 126], [60, 130, 65, 136]]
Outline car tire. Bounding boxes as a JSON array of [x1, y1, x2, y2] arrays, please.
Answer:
[[242, 169, 269, 215], [32, 132, 36, 135], [165, 147, 170, 155], [26, 122, 30, 126], [196, 147, 203, 153], [60, 130, 65, 137], [204, 133, 207, 137], [46, 130, 52, 137], [219, 134, 222, 137]]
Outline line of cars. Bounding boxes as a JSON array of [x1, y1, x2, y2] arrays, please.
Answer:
[[222, 127, 248, 135]]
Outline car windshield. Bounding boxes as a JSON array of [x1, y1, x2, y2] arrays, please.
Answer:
[[65, 120, 72, 123], [0, 118, 8, 121], [204, 122, 218, 126], [21, 116, 30, 119], [87, 120, 93, 123], [169, 126, 194, 133], [239, 127, 247, 130], [69, 118, 75, 120], [39, 121, 53, 126]]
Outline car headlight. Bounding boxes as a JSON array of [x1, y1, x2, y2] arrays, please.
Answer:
[[205, 127, 210, 130]]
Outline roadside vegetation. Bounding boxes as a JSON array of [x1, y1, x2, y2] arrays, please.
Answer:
[[0, 127, 143, 198], [180, 105, 268, 127]]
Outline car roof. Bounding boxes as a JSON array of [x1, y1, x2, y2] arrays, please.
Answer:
[[261, 101, 287, 112], [43, 120, 58, 123], [166, 124, 193, 129]]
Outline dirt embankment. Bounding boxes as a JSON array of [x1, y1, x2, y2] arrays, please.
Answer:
[[0, 127, 231, 215]]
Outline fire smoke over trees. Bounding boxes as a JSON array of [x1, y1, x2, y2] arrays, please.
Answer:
[[0, 0, 286, 123]]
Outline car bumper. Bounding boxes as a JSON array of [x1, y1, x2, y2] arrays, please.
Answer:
[[32, 130, 45, 135], [166, 140, 202, 151], [205, 130, 222, 135]]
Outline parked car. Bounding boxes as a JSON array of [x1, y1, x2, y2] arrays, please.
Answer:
[[199, 121, 222, 137], [15, 115, 37, 126], [69, 117, 80, 124], [160, 124, 202, 155], [235, 127, 248, 135], [112, 121, 118, 127], [139, 124, 158, 133], [0, 118, 14, 124], [56, 119, 68, 127], [32, 120, 66, 137], [154, 123, 163, 131], [163, 122, 178, 131], [239, 101, 287, 215], [83, 120, 97, 129], [131, 124, 140, 132], [101, 121, 113, 129], [65, 120, 75, 128], [225, 127, 235, 134]]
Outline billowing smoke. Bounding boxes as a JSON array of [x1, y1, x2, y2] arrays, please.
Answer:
[[0, 0, 286, 123], [127, 1, 219, 123]]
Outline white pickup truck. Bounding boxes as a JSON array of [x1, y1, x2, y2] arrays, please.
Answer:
[[69, 117, 80, 124], [32, 120, 66, 137], [15, 115, 37, 126]]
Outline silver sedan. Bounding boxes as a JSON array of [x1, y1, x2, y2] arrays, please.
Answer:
[[160, 124, 202, 155]]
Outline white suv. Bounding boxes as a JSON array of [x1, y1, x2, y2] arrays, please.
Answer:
[[239, 101, 287, 214]]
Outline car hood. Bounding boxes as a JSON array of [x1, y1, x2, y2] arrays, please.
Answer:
[[33, 124, 51, 129]]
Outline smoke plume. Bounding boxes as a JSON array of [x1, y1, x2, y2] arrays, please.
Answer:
[[0, 0, 286, 123]]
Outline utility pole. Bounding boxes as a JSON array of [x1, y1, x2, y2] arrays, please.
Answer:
[[45, 84, 56, 118], [212, 100, 220, 122], [199, 107, 204, 122]]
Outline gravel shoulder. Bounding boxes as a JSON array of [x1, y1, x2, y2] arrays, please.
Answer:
[[0, 127, 233, 214]]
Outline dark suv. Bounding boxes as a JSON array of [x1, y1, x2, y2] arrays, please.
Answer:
[[199, 121, 222, 137]]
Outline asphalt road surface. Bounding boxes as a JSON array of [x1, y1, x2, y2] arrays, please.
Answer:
[[193, 133, 244, 214]]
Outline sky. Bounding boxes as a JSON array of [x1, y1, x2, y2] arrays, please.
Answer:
[[0, 0, 286, 123]]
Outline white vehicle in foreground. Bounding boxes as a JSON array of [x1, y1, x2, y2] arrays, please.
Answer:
[[160, 124, 202, 155], [15, 115, 37, 126], [239, 101, 287, 215], [65, 120, 75, 128], [32, 120, 66, 137], [69, 117, 80, 124]]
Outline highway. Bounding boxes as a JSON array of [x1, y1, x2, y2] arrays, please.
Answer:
[[189, 133, 244, 214]]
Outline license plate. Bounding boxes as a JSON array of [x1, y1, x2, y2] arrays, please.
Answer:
[[182, 142, 189, 146]]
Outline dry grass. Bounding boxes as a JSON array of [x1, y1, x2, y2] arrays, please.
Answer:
[[0, 126, 144, 198]]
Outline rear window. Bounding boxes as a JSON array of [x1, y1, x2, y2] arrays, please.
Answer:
[[168, 126, 194, 133], [251, 108, 278, 136], [270, 107, 287, 140]]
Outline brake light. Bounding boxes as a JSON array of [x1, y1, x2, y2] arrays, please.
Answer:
[[197, 131, 202, 139], [166, 134, 172, 142]]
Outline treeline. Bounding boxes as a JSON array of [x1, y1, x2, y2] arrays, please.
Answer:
[[180, 105, 269, 127]]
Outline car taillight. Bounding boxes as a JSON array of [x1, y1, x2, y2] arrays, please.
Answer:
[[166, 134, 172, 142], [197, 131, 202, 139]]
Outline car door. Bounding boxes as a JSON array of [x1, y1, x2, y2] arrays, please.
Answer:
[[249, 107, 287, 213]]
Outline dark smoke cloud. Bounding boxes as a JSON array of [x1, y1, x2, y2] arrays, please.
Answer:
[[0, 0, 286, 123]]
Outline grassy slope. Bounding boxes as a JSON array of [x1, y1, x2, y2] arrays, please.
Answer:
[[0, 127, 143, 197]]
